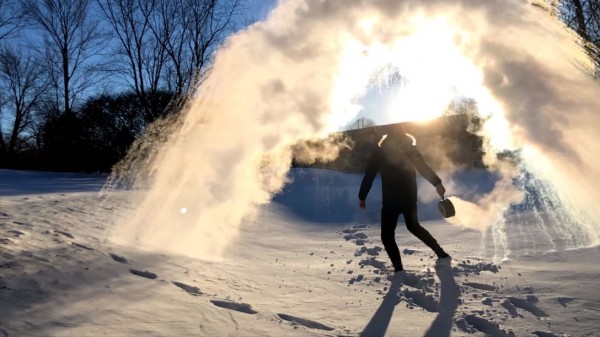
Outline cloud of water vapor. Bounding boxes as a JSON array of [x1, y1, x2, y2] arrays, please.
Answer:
[[445, 165, 524, 232], [111, 0, 600, 258], [292, 134, 354, 165], [464, 3, 600, 245]]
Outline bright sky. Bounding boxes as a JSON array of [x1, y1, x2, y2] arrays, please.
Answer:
[[244, 1, 473, 129]]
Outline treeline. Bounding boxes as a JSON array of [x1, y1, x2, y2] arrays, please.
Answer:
[[0, 0, 244, 172]]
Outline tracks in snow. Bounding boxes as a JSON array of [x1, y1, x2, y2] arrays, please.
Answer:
[[338, 223, 560, 337], [105, 251, 337, 333]]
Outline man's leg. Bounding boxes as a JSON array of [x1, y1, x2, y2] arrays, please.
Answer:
[[381, 205, 403, 270], [403, 205, 449, 258]]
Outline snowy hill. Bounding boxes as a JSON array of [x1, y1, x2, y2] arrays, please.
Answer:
[[1, 168, 599, 337]]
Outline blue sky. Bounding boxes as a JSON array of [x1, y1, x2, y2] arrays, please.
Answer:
[[247, 0, 278, 22]]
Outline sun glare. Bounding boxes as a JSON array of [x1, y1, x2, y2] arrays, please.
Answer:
[[326, 14, 516, 154], [383, 18, 483, 123], [327, 38, 375, 133]]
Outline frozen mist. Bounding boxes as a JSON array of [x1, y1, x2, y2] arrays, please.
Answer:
[[108, 0, 600, 260]]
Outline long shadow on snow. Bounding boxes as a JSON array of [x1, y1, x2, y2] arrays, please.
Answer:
[[360, 274, 403, 337], [424, 265, 461, 337], [360, 265, 460, 337]]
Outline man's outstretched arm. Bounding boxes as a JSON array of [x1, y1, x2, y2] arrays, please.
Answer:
[[410, 147, 445, 198], [358, 150, 380, 207]]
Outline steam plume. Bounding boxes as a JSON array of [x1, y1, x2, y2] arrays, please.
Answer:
[[110, 0, 600, 258]]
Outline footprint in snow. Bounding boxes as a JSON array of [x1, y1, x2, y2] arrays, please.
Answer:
[[0, 238, 15, 244], [358, 257, 387, 270], [501, 298, 521, 318], [457, 261, 500, 274], [109, 253, 128, 264], [507, 296, 549, 318], [399, 289, 439, 312], [402, 248, 417, 255], [7, 230, 26, 237], [399, 272, 433, 289], [353, 232, 368, 239], [129, 269, 158, 279], [54, 230, 74, 239], [210, 300, 257, 314], [12, 221, 32, 227], [482, 297, 494, 306], [348, 274, 365, 285], [354, 246, 382, 257], [277, 313, 334, 331], [459, 314, 514, 337], [343, 232, 368, 241], [556, 297, 575, 307], [463, 282, 497, 291], [533, 331, 560, 337], [172, 281, 202, 296], [71, 242, 94, 251]]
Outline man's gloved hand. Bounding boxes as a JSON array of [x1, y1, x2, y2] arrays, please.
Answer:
[[359, 200, 366, 209], [436, 183, 446, 199]]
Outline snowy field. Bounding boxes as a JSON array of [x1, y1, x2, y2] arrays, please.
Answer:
[[1, 168, 599, 337]]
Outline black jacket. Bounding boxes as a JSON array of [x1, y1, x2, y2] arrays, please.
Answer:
[[358, 134, 441, 206]]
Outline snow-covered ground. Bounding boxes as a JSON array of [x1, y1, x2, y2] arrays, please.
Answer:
[[1, 168, 599, 337]]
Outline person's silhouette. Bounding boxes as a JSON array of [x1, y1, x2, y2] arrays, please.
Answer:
[[359, 125, 450, 272]]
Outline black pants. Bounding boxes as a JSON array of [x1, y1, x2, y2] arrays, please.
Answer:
[[381, 204, 446, 267]]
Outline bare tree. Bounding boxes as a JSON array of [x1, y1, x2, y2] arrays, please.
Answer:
[[21, 0, 105, 114], [346, 117, 376, 130], [0, 0, 24, 42], [154, 0, 244, 96], [572, 0, 591, 40], [0, 47, 49, 155], [96, 0, 171, 122], [146, 0, 181, 94], [97, 0, 244, 120], [559, 0, 600, 72], [181, 0, 243, 93], [445, 98, 478, 116]]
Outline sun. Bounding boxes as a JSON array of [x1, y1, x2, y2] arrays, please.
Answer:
[[326, 14, 516, 154]]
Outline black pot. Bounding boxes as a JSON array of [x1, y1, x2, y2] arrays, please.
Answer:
[[438, 198, 455, 218]]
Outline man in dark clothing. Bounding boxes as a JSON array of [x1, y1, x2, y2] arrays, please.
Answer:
[[358, 125, 450, 272]]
